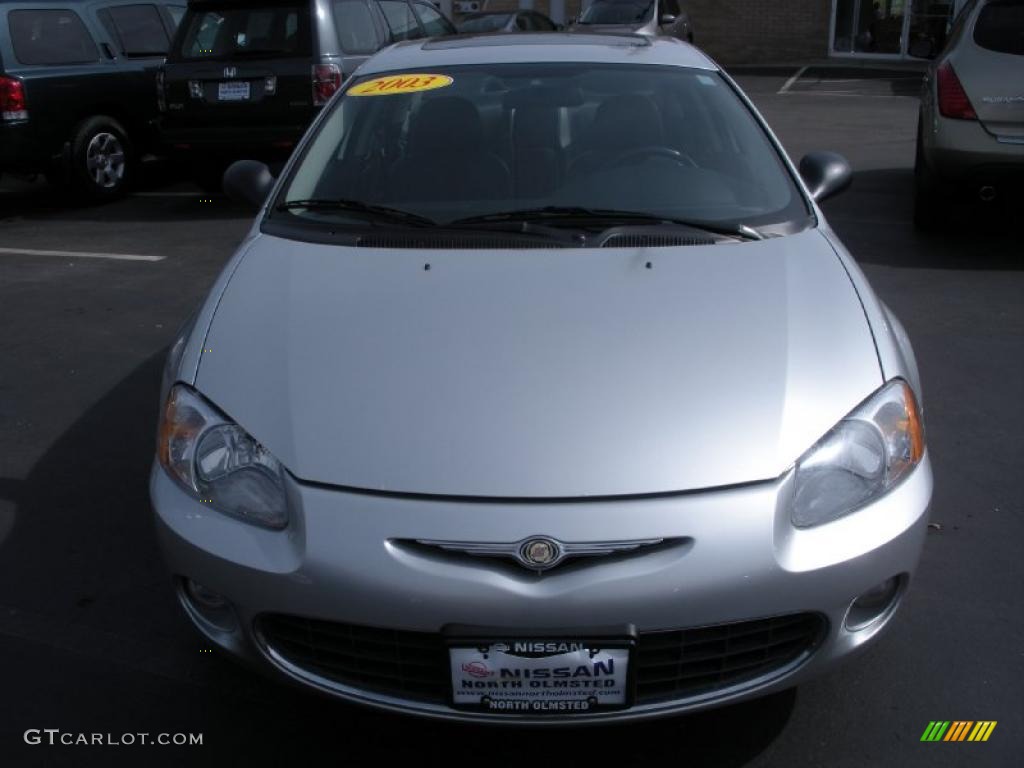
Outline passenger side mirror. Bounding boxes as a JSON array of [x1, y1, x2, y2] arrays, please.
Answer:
[[660, 14, 677, 25], [799, 151, 853, 203], [223, 160, 275, 210]]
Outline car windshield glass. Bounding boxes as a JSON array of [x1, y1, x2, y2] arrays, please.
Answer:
[[278, 63, 807, 231], [974, 0, 1024, 55], [175, 1, 311, 60], [578, 0, 655, 25], [459, 14, 512, 33]]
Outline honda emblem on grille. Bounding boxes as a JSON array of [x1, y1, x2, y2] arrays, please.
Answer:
[[224, 66, 237, 78]]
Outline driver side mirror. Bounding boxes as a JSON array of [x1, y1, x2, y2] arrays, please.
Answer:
[[223, 159, 276, 210], [799, 151, 853, 203], [660, 14, 677, 25]]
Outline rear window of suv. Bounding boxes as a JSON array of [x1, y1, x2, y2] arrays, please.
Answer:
[[332, 0, 381, 54], [8, 9, 99, 65], [974, 0, 1024, 54], [176, 1, 312, 60], [101, 4, 170, 56], [378, 0, 420, 40]]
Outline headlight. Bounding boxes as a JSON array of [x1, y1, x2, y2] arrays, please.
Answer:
[[791, 379, 924, 528], [158, 384, 288, 529]]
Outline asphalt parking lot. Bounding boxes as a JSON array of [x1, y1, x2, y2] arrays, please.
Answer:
[[0, 70, 1021, 767]]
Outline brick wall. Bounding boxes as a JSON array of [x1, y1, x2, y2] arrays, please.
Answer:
[[684, 0, 832, 65], [456, 1, 834, 65]]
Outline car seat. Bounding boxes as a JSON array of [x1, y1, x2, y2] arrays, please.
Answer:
[[389, 96, 512, 204], [511, 105, 563, 199], [569, 94, 665, 177]]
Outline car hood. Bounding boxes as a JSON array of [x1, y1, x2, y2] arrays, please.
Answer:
[[195, 229, 881, 497]]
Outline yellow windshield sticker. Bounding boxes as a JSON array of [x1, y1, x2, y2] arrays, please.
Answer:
[[349, 73, 453, 96]]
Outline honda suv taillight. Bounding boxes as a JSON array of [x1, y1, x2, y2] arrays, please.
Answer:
[[312, 62, 342, 106], [0, 75, 28, 121], [936, 61, 976, 120]]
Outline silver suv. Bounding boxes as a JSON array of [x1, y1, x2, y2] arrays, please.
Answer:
[[570, 0, 693, 43], [915, 0, 1024, 229]]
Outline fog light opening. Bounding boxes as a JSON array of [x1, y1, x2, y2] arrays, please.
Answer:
[[182, 578, 237, 632], [845, 575, 903, 632]]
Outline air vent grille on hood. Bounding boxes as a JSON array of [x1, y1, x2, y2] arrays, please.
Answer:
[[601, 232, 717, 248], [356, 234, 566, 249]]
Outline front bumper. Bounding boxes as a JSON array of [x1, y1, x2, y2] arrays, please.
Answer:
[[157, 116, 311, 161], [151, 454, 932, 723]]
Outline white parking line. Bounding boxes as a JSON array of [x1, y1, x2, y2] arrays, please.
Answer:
[[0, 246, 165, 262], [778, 67, 921, 99], [795, 76, 922, 84], [778, 66, 808, 95], [782, 90, 918, 99], [132, 191, 202, 197]]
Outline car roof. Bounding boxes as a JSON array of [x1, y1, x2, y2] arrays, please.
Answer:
[[359, 33, 718, 75]]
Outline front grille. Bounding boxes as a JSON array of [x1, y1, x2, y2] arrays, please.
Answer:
[[258, 614, 449, 702], [633, 613, 826, 703], [257, 612, 825, 707]]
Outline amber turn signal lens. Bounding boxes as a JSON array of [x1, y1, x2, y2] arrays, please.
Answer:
[[901, 381, 925, 463]]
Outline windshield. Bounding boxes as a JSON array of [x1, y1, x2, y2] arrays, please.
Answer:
[[278, 63, 807, 232], [578, 0, 655, 25], [458, 14, 512, 33], [175, 2, 311, 60]]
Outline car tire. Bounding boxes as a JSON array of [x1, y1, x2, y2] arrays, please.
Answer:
[[913, 122, 947, 232], [66, 116, 133, 203]]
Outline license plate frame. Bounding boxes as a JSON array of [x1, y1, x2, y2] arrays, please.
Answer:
[[446, 629, 636, 716], [217, 81, 251, 101]]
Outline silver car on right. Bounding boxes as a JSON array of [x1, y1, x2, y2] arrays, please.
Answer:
[[915, 0, 1024, 229]]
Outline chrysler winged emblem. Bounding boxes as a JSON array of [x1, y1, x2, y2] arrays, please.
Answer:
[[414, 535, 664, 573]]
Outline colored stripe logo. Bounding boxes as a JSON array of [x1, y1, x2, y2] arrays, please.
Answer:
[[921, 721, 997, 742]]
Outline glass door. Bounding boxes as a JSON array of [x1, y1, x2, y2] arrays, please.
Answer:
[[832, 0, 910, 55], [907, 0, 956, 58]]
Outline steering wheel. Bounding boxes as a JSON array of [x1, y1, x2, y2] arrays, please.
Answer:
[[604, 146, 699, 170]]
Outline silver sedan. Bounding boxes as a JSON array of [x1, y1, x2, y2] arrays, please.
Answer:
[[152, 33, 932, 723]]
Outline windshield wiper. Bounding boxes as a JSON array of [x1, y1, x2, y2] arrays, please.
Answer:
[[277, 199, 436, 228], [449, 207, 764, 240]]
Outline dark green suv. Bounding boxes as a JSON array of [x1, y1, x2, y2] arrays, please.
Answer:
[[0, 0, 185, 201], [159, 0, 456, 190]]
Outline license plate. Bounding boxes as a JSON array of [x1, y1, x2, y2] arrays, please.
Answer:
[[218, 81, 250, 101], [449, 638, 632, 714]]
